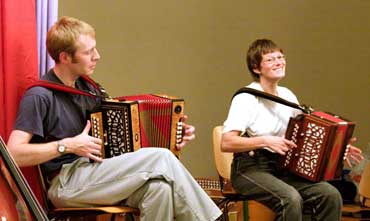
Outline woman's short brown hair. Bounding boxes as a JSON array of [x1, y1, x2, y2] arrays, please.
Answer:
[[246, 39, 283, 81]]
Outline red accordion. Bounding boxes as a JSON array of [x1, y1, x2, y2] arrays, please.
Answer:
[[90, 94, 184, 158], [279, 111, 355, 182], [26, 79, 185, 158]]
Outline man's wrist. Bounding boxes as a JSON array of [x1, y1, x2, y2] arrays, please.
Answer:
[[57, 140, 67, 155]]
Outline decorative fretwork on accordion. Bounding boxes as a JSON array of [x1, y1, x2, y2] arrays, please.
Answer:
[[279, 111, 355, 182], [89, 94, 184, 159]]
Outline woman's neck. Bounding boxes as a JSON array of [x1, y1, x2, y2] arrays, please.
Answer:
[[259, 78, 279, 96]]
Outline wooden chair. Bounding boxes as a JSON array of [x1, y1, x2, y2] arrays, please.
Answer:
[[341, 161, 370, 220], [36, 165, 140, 221], [212, 125, 275, 221]]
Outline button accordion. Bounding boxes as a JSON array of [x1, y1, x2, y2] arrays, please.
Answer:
[[279, 111, 355, 182], [89, 94, 184, 159]]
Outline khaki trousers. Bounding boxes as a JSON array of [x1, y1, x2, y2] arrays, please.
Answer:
[[48, 148, 221, 221]]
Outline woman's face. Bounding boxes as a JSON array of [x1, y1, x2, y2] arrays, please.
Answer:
[[254, 51, 286, 82]]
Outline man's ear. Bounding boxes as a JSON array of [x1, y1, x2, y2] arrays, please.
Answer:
[[59, 52, 72, 64]]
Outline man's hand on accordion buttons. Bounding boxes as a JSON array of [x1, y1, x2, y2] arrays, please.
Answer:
[[64, 120, 103, 162], [176, 115, 195, 150], [345, 137, 364, 168]]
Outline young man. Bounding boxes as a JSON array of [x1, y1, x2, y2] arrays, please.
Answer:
[[221, 39, 363, 221], [7, 16, 221, 221]]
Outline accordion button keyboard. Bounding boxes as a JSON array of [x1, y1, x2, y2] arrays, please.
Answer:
[[92, 116, 101, 139], [176, 122, 183, 144]]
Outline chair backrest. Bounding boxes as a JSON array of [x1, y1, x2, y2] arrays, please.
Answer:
[[212, 125, 233, 180], [36, 165, 52, 212]]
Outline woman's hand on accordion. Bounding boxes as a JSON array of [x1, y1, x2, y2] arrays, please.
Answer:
[[345, 137, 364, 168], [264, 136, 297, 155], [63, 121, 103, 162], [176, 115, 195, 150]]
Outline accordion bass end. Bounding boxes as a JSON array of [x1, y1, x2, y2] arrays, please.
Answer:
[[89, 94, 184, 159], [279, 111, 355, 182]]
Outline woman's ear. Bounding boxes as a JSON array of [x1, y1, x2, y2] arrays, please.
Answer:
[[253, 66, 261, 74]]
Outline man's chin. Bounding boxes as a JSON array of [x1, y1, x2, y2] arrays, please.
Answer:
[[85, 69, 95, 76]]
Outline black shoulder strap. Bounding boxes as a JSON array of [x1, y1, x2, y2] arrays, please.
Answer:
[[232, 87, 313, 114]]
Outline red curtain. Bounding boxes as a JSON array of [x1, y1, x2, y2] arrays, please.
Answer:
[[0, 0, 44, 208], [0, 0, 38, 139]]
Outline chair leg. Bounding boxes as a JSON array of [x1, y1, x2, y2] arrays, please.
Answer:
[[223, 200, 232, 221], [215, 198, 232, 221]]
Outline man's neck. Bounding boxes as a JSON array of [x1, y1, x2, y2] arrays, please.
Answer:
[[53, 65, 79, 88]]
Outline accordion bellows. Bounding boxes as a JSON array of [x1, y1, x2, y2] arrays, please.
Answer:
[[279, 111, 355, 182], [90, 94, 184, 158]]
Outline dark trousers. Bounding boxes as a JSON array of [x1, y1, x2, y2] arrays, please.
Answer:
[[231, 150, 342, 221]]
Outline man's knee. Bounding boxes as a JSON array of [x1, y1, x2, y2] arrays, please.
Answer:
[[150, 148, 178, 163], [127, 179, 173, 208], [146, 179, 172, 198], [142, 147, 173, 158]]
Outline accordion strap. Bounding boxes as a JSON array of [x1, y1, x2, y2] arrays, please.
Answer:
[[232, 87, 313, 114], [27, 75, 108, 99]]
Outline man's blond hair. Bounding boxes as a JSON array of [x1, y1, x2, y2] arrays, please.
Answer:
[[46, 16, 95, 63]]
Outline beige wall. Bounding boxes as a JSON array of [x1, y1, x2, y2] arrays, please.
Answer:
[[59, 1, 370, 178]]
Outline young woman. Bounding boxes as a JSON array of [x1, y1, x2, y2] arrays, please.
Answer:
[[221, 39, 363, 221]]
